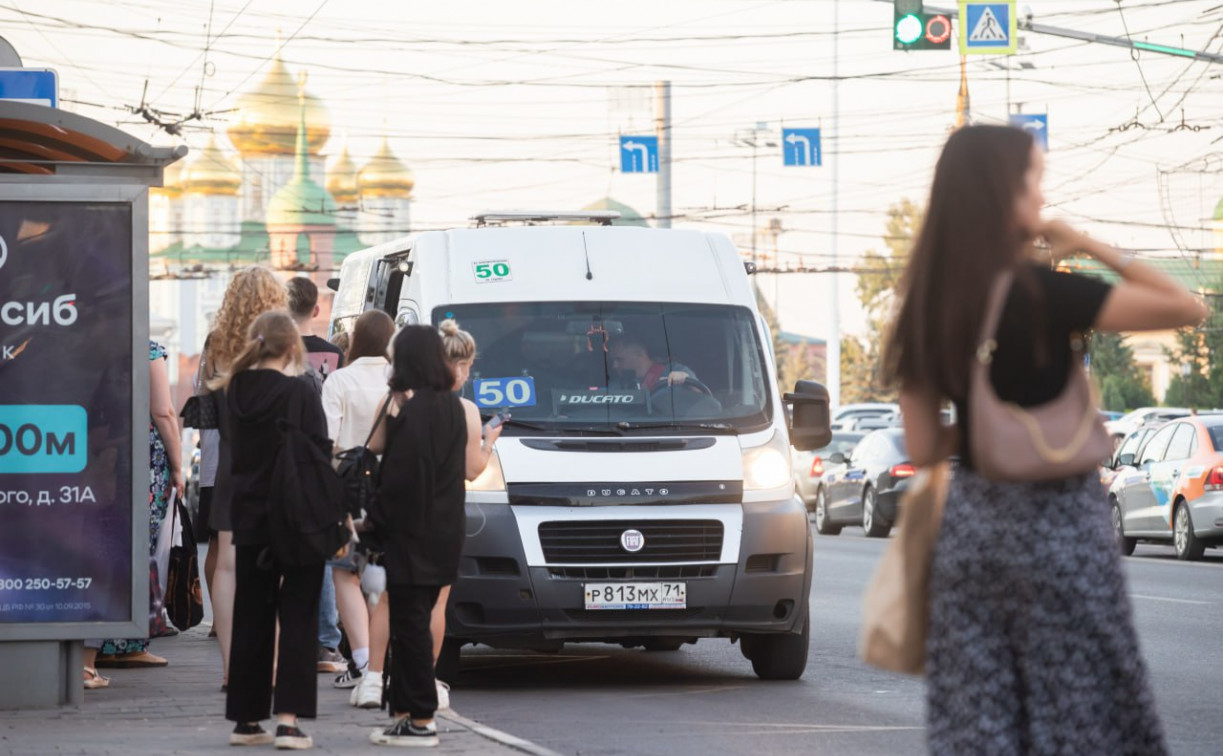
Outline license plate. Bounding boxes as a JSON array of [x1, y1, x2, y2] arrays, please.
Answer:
[[583, 582, 686, 610]]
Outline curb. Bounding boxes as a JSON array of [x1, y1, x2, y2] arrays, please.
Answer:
[[441, 709, 566, 756]]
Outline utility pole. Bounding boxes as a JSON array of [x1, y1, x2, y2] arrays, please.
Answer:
[[654, 80, 672, 229], [732, 124, 778, 269], [828, 0, 842, 411]]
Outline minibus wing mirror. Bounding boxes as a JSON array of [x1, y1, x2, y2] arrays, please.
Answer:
[[785, 380, 832, 451]]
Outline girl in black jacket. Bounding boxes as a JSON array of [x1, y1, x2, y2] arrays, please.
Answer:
[[368, 326, 467, 748], [221, 310, 333, 751]]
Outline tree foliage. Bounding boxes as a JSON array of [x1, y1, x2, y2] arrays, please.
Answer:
[[1162, 289, 1223, 409], [755, 285, 814, 398], [840, 200, 921, 404], [1088, 332, 1155, 411]]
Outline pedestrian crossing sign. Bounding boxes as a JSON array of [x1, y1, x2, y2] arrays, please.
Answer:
[[959, 1, 1017, 55]]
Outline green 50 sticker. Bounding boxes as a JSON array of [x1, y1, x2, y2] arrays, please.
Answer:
[[473, 261, 512, 283]]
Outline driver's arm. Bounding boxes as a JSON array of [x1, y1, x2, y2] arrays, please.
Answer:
[[665, 362, 697, 386]]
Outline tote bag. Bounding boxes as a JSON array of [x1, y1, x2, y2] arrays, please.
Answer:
[[164, 494, 205, 631], [859, 462, 950, 675]]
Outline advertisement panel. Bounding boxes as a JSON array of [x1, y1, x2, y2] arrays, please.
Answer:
[[0, 193, 145, 637]]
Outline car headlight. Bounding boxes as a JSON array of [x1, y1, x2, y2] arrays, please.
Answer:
[[743, 431, 792, 491], [466, 449, 506, 492]]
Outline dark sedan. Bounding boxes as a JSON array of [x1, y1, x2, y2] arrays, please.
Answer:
[[813, 428, 913, 538], [793, 431, 865, 512]]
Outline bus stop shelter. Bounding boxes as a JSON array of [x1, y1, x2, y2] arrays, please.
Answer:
[[0, 100, 184, 708]]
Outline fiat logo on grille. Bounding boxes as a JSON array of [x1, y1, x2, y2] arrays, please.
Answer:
[[620, 529, 645, 553]]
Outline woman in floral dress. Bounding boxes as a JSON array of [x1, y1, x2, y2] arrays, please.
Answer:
[[85, 341, 185, 684]]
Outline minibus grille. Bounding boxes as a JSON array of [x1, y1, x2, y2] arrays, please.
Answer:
[[538, 520, 723, 564], [547, 565, 718, 580]]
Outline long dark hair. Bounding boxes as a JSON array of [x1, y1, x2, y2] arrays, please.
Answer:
[[389, 325, 454, 393], [883, 125, 1035, 401], [348, 310, 395, 361]]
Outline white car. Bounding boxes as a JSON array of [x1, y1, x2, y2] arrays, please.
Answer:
[[830, 403, 900, 432], [1105, 407, 1191, 441]]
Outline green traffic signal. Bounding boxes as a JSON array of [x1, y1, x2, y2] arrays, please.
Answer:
[[895, 13, 924, 45], [893, 5, 952, 51]]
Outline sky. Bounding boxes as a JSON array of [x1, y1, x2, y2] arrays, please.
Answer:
[[5, 0, 1223, 341]]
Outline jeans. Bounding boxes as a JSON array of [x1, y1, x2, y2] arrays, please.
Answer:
[[317, 564, 342, 650]]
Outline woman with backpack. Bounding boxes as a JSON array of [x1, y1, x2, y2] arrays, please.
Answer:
[[366, 326, 468, 748], [884, 125, 1203, 754], [220, 310, 335, 750]]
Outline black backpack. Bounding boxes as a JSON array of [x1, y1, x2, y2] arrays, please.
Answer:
[[268, 418, 350, 567]]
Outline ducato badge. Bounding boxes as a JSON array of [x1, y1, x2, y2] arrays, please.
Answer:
[[620, 529, 645, 553]]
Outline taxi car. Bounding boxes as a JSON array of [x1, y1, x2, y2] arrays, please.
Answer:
[[1108, 416, 1223, 560]]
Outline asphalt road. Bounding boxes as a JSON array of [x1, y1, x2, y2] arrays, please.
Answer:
[[450, 527, 1223, 756]]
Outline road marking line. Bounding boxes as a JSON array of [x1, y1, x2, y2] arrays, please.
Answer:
[[623, 685, 748, 699], [1130, 594, 1211, 605]]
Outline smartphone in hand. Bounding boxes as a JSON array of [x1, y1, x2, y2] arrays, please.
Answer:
[[484, 411, 510, 436]]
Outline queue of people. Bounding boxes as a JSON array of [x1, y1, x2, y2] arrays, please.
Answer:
[[168, 270, 498, 749]]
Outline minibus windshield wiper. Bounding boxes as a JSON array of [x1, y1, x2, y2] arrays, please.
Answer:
[[614, 420, 737, 434], [480, 416, 623, 435], [480, 415, 551, 432]]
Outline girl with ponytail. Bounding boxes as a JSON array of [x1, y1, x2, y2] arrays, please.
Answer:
[[222, 310, 333, 750]]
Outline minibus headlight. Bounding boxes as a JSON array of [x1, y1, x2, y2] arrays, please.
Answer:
[[742, 431, 792, 491], [466, 449, 506, 492]]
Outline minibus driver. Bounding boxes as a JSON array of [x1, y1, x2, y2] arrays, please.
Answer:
[[608, 335, 698, 392]]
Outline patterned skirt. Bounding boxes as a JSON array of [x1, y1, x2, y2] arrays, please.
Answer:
[[926, 469, 1166, 756]]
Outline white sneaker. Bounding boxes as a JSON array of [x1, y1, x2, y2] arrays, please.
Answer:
[[353, 670, 384, 709], [435, 680, 450, 712]]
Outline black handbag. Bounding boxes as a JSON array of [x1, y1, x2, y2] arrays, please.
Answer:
[[180, 392, 220, 430], [181, 347, 220, 429], [334, 394, 393, 518], [164, 496, 204, 631]]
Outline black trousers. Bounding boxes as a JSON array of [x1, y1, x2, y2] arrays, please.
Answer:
[[226, 544, 324, 723], [387, 583, 441, 719]]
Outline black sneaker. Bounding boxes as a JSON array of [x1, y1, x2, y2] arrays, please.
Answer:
[[333, 660, 365, 689], [229, 722, 273, 746], [369, 717, 439, 747], [274, 724, 313, 750]]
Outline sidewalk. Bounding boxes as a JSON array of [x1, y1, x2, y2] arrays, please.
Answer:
[[0, 625, 560, 756]]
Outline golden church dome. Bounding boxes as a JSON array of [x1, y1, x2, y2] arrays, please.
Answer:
[[181, 135, 241, 196], [357, 137, 414, 198], [226, 52, 331, 157], [326, 146, 359, 205]]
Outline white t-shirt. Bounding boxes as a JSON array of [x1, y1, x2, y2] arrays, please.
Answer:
[[321, 356, 392, 453]]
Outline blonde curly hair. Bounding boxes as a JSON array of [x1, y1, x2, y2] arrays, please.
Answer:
[[206, 267, 287, 381]]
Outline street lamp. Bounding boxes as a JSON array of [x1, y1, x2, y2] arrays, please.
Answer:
[[732, 124, 779, 268]]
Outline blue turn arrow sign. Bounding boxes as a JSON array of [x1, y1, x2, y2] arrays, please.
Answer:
[[1010, 113, 1048, 151], [619, 135, 658, 173], [782, 128, 821, 167]]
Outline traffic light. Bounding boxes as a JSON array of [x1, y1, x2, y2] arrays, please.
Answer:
[[893, 0, 952, 51]]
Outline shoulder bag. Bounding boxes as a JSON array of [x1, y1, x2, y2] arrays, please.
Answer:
[[180, 345, 220, 430], [969, 271, 1112, 482], [334, 394, 394, 518], [860, 462, 950, 675], [163, 493, 204, 631]]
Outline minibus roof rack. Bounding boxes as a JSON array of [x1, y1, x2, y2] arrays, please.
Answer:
[[470, 210, 620, 227]]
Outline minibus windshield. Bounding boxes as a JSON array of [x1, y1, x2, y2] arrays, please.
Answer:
[[434, 301, 772, 433]]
